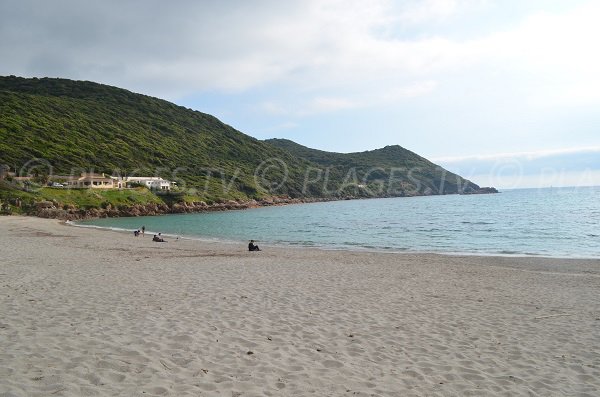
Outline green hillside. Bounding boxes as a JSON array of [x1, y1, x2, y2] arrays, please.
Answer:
[[0, 76, 490, 217], [0, 76, 317, 201], [265, 138, 480, 196]]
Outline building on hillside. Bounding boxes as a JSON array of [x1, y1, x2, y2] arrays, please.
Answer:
[[61, 173, 115, 189], [45, 174, 174, 190], [125, 176, 175, 191], [4, 172, 33, 182], [109, 176, 126, 189]]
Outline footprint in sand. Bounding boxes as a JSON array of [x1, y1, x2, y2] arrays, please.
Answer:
[[322, 360, 343, 368], [147, 386, 168, 395], [107, 372, 126, 382]]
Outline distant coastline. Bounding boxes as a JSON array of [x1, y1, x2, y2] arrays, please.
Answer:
[[2, 185, 498, 221]]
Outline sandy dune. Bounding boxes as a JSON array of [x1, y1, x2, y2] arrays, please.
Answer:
[[1, 216, 599, 396]]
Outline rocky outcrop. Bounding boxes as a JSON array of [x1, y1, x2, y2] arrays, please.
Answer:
[[24, 196, 328, 221], [24, 188, 497, 221], [461, 187, 499, 195]]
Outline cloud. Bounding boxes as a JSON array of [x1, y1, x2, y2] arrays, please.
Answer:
[[0, 1, 503, 98], [1, 0, 600, 113], [469, 170, 600, 190], [435, 146, 600, 188], [264, 121, 299, 132], [258, 97, 358, 116], [433, 146, 600, 163], [307, 97, 358, 113], [260, 80, 438, 116], [396, 0, 460, 24], [468, 2, 600, 107]]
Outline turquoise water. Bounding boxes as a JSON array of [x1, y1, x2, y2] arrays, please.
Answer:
[[78, 186, 600, 258]]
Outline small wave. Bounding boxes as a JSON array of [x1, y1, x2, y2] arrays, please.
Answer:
[[289, 240, 316, 246], [416, 228, 444, 233], [70, 222, 134, 234], [494, 250, 542, 257]]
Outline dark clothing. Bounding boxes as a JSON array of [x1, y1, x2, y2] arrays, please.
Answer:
[[248, 242, 260, 251]]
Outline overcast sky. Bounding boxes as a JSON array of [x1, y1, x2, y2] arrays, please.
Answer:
[[1, 0, 599, 188]]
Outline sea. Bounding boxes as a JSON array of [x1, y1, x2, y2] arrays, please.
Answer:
[[77, 186, 600, 258]]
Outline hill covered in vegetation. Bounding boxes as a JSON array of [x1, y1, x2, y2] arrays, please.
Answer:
[[0, 76, 320, 201], [0, 76, 492, 218], [265, 139, 482, 196]]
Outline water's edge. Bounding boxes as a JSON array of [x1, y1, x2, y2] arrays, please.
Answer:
[[67, 219, 598, 260], [72, 187, 600, 260]]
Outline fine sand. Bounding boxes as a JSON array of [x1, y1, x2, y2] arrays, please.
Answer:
[[1, 216, 599, 397]]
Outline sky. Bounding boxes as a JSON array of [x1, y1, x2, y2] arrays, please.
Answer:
[[1, 0, 599, 188]]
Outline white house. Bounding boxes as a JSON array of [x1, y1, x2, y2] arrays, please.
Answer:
[[125, 177, 175, 191]]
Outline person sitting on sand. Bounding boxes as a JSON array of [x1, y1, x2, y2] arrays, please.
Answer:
[[248, 240, 260, 251], [152, 234, 166, 242], [134, 230, 140, 237]]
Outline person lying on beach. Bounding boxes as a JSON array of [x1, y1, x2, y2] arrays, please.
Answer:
[[248, 240, 260, 251], [152, 234, 166, 242]]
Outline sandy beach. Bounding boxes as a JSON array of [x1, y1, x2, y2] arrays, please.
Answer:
[[1, 216, 599, 396]]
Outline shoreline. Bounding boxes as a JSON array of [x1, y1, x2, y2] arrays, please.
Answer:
[[10, 214, 600, 273], [69, 216, 600, 261], [2, 215, 599, 396]]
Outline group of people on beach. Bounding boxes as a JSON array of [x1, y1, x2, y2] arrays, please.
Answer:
[[152, 233, 166, 242], [130, 224, 173, 243], [133, 225, 169, 242], [132, 226, 163, 241], [133, 224, 261, 250]]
